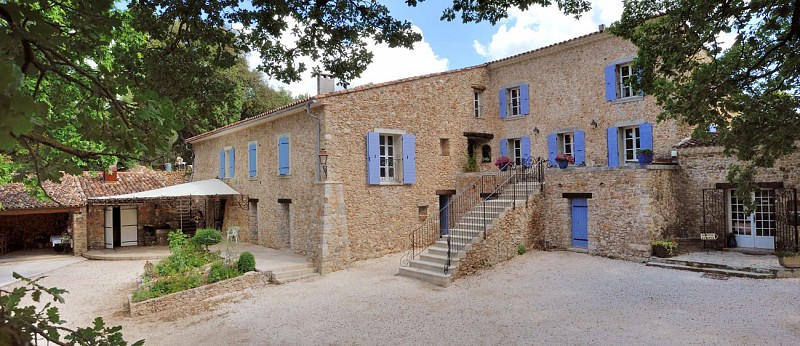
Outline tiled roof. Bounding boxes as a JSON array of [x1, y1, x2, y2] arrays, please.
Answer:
[[186, 29, 608, 143], [674, 135, 720, 149], [0, 174, 85, 210], [78, 170, 185, 198]]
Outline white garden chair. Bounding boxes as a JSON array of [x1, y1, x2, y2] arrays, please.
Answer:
[[227, 226, 240, 243]]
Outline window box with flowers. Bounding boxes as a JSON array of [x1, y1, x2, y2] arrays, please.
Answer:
[[494, 156, 512, 171], [555, 154, 574, 169]]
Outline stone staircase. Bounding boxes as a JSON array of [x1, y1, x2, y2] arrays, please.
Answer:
[[270, 262, 319, 284], [399, 181, 540, 286]]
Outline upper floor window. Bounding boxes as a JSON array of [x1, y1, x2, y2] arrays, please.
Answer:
[[473, 91, 482, 117], [560, 133, 574, 157], [618, 63, 634, 98], [604, 59, 642, 101], [547, 131, 585, 166], [219, 147, 235, 178], [248, 141, 258, 177], [621, 126, 640, 163], [606, 123, 652, 167], [498, 83, 529, 118], [278, 135, 290, 176], [366, 131, 416, 185], [499, 136, 530, 167]]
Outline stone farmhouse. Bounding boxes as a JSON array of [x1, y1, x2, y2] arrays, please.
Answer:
[[187, 29, 799, 285]]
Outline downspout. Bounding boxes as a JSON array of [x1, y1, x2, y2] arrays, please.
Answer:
[[305, 100, 321, 181]]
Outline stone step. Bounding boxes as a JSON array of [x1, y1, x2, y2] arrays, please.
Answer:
[[648, 257, 775, 274], [398, 266, 451, 287], [271, 272, 320, 284], [271, 266, 318, 284], [645, 261, 775, 279], [427, 245, 467, 258], [419, 252, 461, 266], [409, 258, 456, 273]]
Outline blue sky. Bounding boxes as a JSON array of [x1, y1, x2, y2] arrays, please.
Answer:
[[250, 1, 626, 96]]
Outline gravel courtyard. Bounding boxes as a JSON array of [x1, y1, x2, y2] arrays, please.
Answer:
[[8, 251, 800, 345]]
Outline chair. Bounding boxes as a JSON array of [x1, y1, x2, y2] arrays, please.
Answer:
[[227, 226, 240, 243]]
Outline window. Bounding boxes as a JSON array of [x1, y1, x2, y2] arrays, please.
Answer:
[[219, 147, 235, 178], [499, 136, 530, 167], [621, 126, 640, 163], [440, 138, 450, 156], [366, 131, 416, 185], [606, 123, 652, 167], [278, 135, 290, 175], [618, 63, 634, 98], [473, 91, 481, 117], [548, 131, 585, 166], [498, 83, 529, 118], [481, 145, 491, 163], [604, 59, 641, 101], [248, 141, 257, 177]]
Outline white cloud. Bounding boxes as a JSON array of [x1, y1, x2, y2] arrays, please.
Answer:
[[473, 0, 624, 60], [246, 26, 448, 97]]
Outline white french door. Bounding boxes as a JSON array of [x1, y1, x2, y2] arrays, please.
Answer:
[[728, 189, 775, 249], [104, 206, 114, 249]]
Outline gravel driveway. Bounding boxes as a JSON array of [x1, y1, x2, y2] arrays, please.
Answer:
[[6, 251, 800, 345]]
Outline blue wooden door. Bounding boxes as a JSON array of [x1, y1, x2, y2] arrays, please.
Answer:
[[439, 195, 450, 236], [571, 198, 588, 248]]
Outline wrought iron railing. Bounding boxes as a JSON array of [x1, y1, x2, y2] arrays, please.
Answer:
[[400, 158, 545, 272]]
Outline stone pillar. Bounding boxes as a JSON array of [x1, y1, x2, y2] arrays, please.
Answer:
[[71, 210, 88, 256], [315, 181, 351, 274]]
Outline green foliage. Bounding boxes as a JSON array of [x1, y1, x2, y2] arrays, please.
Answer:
[[651, 240, 678, 256], [1, 273, 143, 345], [611, 1, 800, 208], [517, 243, 527, 255], [208, 260, 241, 283], [464, 155, 479, 172], [192, 228, 222, 250], [238, 252, 256, 273]]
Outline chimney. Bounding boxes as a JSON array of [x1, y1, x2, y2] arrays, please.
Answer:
[[317, 73, 335, 95], [599, 24, 606, 32], [103, 164, 118, 183]]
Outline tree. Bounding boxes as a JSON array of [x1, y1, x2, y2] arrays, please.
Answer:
[[610, 0, 800, 206], [1, 0, 591, 190]]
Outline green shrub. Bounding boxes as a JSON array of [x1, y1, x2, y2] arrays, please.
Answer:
[[192, 228, 222, 250], [517, 243, 527, 255], [238, 251, 256, 273], [208, 260, 240, 283], [464, 155, 479, 172]]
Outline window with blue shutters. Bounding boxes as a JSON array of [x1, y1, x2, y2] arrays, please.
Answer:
[[500, 138, 526, 166], [498, 83, 530, 118], [248, 141, 257, 177], [220, 147, 234, 178], [607, 123, 652, 166], [605, 58, 643, 101], [366, 131, 416, 185], [219, 150, 225, 178], [278, 136, 290, 176], [548, 131, 586, 166]]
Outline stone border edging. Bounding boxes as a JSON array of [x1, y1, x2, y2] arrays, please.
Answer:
[[128, 271, 271, 317]]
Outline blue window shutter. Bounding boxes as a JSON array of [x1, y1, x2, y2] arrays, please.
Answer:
[[248, 142, 257, 177], [366, 132, 380, 185], [547, 134, 557, 166], [604, 64, 617, 101], [607, 127, 619, 167], [574, 130, 586, 165], [639, 123, 653, 151], [499, 138, 508, 157], [521, 136, 531, 167], [219, 150, 225, 178], [519, 84, 530, 115], [229, 148, 235, 177], [278, 136, 290, 175], [498, 89, 507, 118], [402, 134, 416, 184]]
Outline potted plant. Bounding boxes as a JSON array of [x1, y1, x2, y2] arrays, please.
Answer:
[[555, 154, 574, 169], [494, 156, 512, 171], [651, 239, 678, 258], [636, 148, 654, 165], [777, 249, 800, 268]]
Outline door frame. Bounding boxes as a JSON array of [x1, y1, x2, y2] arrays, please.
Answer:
[[726, 189, 776, 249], [570, 198, 588, 248]]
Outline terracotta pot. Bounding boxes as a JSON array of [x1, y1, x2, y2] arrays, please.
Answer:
[[779, 255, 800, 268]]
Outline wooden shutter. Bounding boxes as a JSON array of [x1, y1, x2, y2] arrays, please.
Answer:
[[366, 132, 380, 185], [574, 130, 586, 165], [278, 137, 290, 175], [607, 127, 619, 167], [604, 64, 617, 101], [498, 89, 507, 118], [402, 134, 416, 184], [520, 83, 530, 115], [229, 148, 235, 177], [521, 136, 531, 167], [547, 134, 557, 166], [248, 142, 257, 177], [219, 150, 225, 178], [639, 123, 653, 151]]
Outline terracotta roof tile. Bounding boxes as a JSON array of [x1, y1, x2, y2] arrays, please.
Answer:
[[674, 135, 720, 149], [0, 174, 85, 210], [78, 170, 184, 198]]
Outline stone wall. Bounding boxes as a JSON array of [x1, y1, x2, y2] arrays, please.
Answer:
[[128, 271, 270, 317], [455, 193, 545, 279], [543, 165, 682, 260]]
